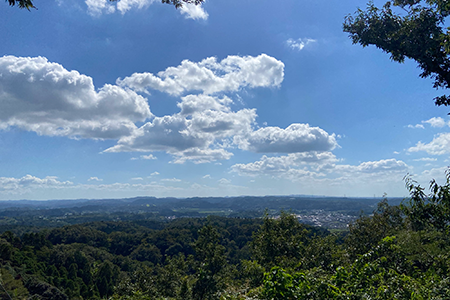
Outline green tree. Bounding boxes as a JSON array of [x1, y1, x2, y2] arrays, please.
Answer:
[[345, 198, 403, 259], [251, 211, 308, 268], [0, 268, 28, 300], [192, 224, 227, 300], [402, 169, 450, 231], [344, 0, 450, 107], [95, 261, 119, 298]]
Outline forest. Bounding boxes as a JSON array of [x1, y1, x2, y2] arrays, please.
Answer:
[[0, 172, 447, 300]]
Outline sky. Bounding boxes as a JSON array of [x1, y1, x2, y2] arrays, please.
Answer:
[[0, 0, 449, 200]]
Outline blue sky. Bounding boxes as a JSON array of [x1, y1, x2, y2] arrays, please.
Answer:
[[0, 0, 449, 200]]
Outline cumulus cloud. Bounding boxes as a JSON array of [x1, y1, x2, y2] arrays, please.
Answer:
[[178, 94, 232, 115], [236, 124, 338, 153], [1, 54, 338, 165], [115, 0, 156, 13], [180, 2, 208, 20], [408, 117, 450, 129], [408, 133, 450, 155], [171, 148, 233, 164], [85, 0, 207, 20], [423, 117, 449, 128], [117, 54, 284, 96], [0, 56, 152, 139], [231, 152, 338, 177], [418, 166, 449, 184], [85, 0, 116, 16], [105, 114, 208, 153], [105, 94, 256, 163], [286, 38, 317, 51]]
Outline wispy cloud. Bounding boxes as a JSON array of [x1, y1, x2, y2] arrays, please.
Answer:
[[413, 157, 437, 162], [131, 154, 157, 160], [88, 177, 103, 182], [161, 178, 182, 182], [286, 38, 317, 51]]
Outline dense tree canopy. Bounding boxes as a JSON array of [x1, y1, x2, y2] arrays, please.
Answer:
[[6, 0, 204, 10], [344, 0, 450, 108]]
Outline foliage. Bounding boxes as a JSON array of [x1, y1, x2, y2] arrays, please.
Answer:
[[345, 197, 403, 259], [251, 211, 309, 268], [402, 169, 450, 231], [0, 268, 28, 300], [5, 0, 34, 9], [192, 224, 227, 300], [344, 0, 450, 107]]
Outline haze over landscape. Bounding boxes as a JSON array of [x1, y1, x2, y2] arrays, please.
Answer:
[[0, 0, 449, 200]]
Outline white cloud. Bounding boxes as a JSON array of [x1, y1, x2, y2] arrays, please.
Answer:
[[286, 38, 317, 51], [334, 159, 409, 174], [0, 56, 152, 139], [408, 133, 450, 155], [105, 114, 208, 153], [85, 0, 208, 20], [412, 157, 438, 162], [202, 174, 211, 179], [117, 54, 284, 96], [1, 54, 337, 166], [407, 124, 425, 129], [423, 117, 448, 128], [86, 182, 181, 192], [132, 154, 157, 160], [408, 117, 450, 129], [161, 178, 182, 182], [88, 177, 103, 182], [417, 166, 449, 184], [231, 152, 338, 177], [115, 0, 156, 13], [178, 94, 232, 115], [171, 148, 233, 164], [0, 175, 73, 192], [218, 178, 231, 185], [236, 124, 338, 153], [105, 94, 256, 163], [85, 0, 116, 16], [150, 171, 160, 176], [180, 2, 208, 20], [232, 154, 409, 185]]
